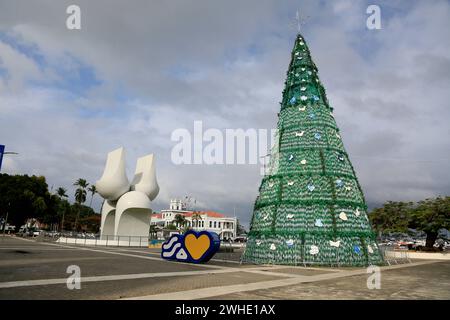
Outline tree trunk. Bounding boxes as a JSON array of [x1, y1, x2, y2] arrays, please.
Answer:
[[425, 232, 437, 250], [74, 204, 80, 232]]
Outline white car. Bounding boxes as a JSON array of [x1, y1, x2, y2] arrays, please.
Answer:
[[33, 230, 41, 236]]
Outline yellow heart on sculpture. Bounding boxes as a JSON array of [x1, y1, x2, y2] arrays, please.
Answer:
[[184, 234, 211, 260]]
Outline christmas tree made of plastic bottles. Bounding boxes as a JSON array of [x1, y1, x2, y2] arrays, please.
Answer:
[[242, 34, 384, 267]]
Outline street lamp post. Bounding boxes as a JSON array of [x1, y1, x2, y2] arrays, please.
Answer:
[[2, 202, 10, 237]]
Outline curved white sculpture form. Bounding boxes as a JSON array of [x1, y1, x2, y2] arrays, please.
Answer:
[[100, 200, 116, 239], [97, 148, 159, 242], [115, 191, 152, 237], [130, 154, 159, 201], [96, 147, 130, 201]]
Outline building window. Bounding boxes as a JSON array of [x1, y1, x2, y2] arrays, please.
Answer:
[[218, 222, 221, 228], [214, 221, 217, 228], [209, 221, 212, 228]]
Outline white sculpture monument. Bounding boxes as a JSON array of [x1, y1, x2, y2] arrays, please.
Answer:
[[96, 147, 159, 240]]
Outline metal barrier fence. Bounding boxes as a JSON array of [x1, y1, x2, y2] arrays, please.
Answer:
[[55, 234, 155, 247], [239, 244, 412, 267], [379, 245, 411, 265]]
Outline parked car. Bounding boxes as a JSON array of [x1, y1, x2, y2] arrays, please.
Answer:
[[46, 231, 59, 237], [234, 236, 247, 243]]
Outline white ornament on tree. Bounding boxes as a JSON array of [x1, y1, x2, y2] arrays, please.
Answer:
[[315, 219, 323, 227], [339, 212, 348, 221], [310, 245, 319, 255], [329, 240, 341, 247]]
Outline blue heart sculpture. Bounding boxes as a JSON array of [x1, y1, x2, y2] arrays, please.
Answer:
[[161, 230, 220, 264]]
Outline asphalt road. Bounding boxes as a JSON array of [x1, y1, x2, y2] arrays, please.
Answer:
[[0, 236, 448, 300]]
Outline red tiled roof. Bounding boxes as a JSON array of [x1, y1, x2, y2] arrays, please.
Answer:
[[183, 211, 226, 218], [152, 211, 226, 218]]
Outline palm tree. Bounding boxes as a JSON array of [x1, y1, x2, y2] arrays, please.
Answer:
[[73, 178, 89, 231], [56, 187, 68, 231], [149, 224, 158, 239], [173, 214, 186, 231], [74, 178, 89, 191], [191, 212, 203, 229], [88, 185, 97, 208], [56, 187, 68, 199]]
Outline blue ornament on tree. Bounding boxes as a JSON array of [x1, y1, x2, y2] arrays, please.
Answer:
[[314, 132, 321, 140], [353, 245, 361, 255], [312, 95, 320, 102], [307, 184, 315, 192], [290, 96, 296, 105], [309, 113, 316, 119], [336, 179, 344, 188], [288, 154, 294, 161]]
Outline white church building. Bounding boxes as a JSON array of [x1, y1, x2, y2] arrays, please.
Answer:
[[151, 199, 237, 240]]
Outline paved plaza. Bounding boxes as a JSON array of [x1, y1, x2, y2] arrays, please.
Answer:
[[0, 236, 449, 300]]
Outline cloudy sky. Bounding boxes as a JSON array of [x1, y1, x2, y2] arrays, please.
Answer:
[[0, 0, 449, 228]]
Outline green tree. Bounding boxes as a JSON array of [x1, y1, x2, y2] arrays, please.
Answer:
[[0, 174, 51, 228], [172, 214, 186, 231], [73, 178, 89, 231], [236, 219, 247, 235], [369, 201, 412, 234], [149, 224, 158, 239], [166, 223, 177, 230], [410, 197, 450, 249], [0, 174, 100, 233], [88, 185, 97, 208], [56, 187, 68, 199], [56, 187, 68, 231], [191, 212, 202, 228]]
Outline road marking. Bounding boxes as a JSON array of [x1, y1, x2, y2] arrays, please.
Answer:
[[0, 265, 299, 289], [0, 256, 111, 267], [0, 247, 82, 251], [122, 260, 442, 300], [107, 248, 243, 265], [11, 237, 226, 270], [0, 268, 240, 289]]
